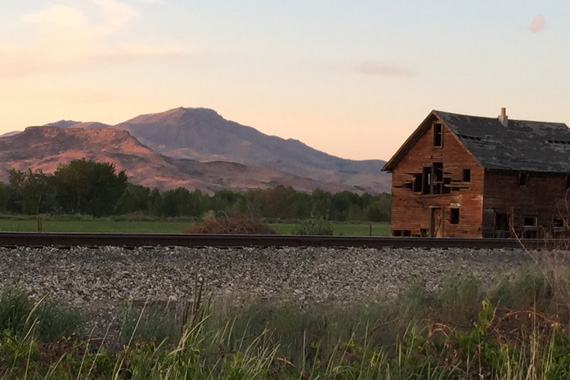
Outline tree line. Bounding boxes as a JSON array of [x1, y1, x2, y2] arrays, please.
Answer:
[[0, 159, 391, 222]]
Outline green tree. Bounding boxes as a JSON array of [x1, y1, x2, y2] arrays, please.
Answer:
[[310, 188, 333, 218], [7, 169, 54, 214], [190, 189, 210, 217], [148, 187, 163, 216], [53, 159, 128, 217], [290, 191, 311, 219], [160, 189, 179, 217], [244, 188, 267, 217], [330, 191, 361, 221], [364, 193, 392, 222], [0, 182, 12, 213], [264, 185, 296, 219], [211, 189, 244, 216], [117, 184, 152, 214]]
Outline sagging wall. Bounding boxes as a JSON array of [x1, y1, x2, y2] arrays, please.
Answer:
[[483, 171, 569, 237], [391, 118, 484, 237]]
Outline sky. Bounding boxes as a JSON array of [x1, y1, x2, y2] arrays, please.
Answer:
[[1, 1, 569, 161]]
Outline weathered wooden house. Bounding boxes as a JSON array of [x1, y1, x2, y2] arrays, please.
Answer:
[[382, 108, 570, 238]]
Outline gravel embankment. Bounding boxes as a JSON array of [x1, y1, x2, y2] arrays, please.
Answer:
[[0, 245, 554, 311], [2, 245, 567, 340]]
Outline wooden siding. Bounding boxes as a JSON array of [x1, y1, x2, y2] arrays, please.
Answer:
[[483, 171, 569, 237], [390, 120, 484, 237]]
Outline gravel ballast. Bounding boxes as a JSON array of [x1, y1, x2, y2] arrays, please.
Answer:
[[3, 245, 564, 339], [0, 245, 548, 310]]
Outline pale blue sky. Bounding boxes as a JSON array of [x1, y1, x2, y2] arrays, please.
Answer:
[[1, 1, 568, 160]]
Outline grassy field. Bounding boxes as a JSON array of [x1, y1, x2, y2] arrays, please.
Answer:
[[0, 216, 391, 236], [0, 218, 193, 233]]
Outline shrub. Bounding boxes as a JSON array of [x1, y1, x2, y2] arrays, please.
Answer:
[[184, 215, 276, 234], [293, 213, 334, 235]]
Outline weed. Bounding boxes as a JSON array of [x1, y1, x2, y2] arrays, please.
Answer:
[[0, 286, 81, 342]]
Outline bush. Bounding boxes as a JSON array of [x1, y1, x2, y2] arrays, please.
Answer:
[[293, 213, 334, 235], [184, 215, 276, 234]]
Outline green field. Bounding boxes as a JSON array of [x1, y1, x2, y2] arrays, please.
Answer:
[[0, 216, 390, 236]]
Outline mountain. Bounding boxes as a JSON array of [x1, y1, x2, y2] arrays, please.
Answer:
[[0, 126, 353, 194], [1, 131, 21, 137], [46, 120, 111, 130], [113, 107, 390, 193]]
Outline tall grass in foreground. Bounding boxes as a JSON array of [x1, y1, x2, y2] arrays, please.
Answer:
[[3, 258, 570, 378]]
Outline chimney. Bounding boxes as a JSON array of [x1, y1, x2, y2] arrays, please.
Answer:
[[498, 107, 508, 127]]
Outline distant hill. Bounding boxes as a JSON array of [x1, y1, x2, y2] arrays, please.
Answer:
[[1, 131, 21, 137], [35, 107, 390, 193], [46, 120, 111, 130], [0, 126, 354, 194], [113, 107, 390, 193]]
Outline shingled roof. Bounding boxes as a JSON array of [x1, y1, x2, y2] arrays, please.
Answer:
[[382, 110, 570, 173]]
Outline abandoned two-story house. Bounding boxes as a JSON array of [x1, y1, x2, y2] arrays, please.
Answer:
[[382, 108, 570, 238]]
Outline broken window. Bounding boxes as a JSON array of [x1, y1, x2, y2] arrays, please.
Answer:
[[432, 163, 443, 194], [413, 173, 422, 192], [523, 216, 537, 227], [523, 216, 539, 238], [422, 167, 431, 194], [518, 173, 528, 186], [420, 228, 428, 237], [442, 178, 451, 194], [450, 208, 460, 224], [406, 163, 452, 195], [433, 123, 442, 147], [462, 169, 471, 182], [553, 217, 565, 229]]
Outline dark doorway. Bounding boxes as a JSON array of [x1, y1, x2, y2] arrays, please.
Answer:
[[495, 212, 510, 237]]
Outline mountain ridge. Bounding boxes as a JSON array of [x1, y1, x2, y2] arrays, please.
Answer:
[[0, 126, 355, 194], [11, 106, 390, 193], [111, 107, 389, 192]]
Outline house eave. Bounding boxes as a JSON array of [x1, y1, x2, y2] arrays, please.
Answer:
[[382, 111, 439, 172]]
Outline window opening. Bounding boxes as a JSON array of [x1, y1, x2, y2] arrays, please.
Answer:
[[420, 228, 428, 237], [450, 208, 460, 224], [462, 169, 471, 182], [402, 230, 411, 236], [523, 216, 537, 227], [553, 217, 565, 229], [432, 163, 443, 194], [392, 230, 402, 237], [407, 163, 451, 195], [413, 173, 422, 192], [422, 167, 431, 194], [518, 173, 528, 186], [442, 178, 451, 194], [433, 123, 442, 147]]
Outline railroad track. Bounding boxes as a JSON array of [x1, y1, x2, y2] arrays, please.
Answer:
[[0, 232, 562, 249]]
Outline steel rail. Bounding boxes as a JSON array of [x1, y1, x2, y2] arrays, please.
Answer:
[[0, 232, 562, 250]]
